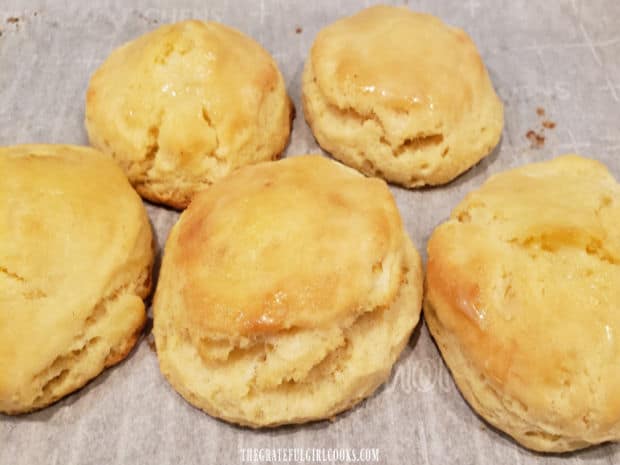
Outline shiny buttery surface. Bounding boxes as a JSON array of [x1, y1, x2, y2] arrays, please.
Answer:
[[426, 155, 620, 451], [303, 5, 503, 187], [86, 20, 292, 208], [157, 155, 407, 337], [153, 154, 423, 426], [313, 6, 479, 118]]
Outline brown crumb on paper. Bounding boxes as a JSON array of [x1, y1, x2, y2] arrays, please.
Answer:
[[527, 107, 556, 148], [526, 130, 545, 148], [6, 17, 19, 24], [295, 26, 302, 34]]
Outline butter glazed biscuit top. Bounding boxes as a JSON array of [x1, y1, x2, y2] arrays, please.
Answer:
[[86, 20, 291, 208], [158, 155, 409, 338], [427, 155, 620, 436], [310, 5, 497, 141]]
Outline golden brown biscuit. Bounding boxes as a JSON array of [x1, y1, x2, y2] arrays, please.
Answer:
[[86, 20, 292, 209], [153, 155, 422, 427], [0, 145, 153, 414], [302, 6, 503, 187], [425, 155, 620, 452]]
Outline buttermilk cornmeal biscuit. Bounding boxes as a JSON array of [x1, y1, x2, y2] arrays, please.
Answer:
[[153, 155, 423, 427], [0, 145, 154, 414], [302, 5, 503, 187], [86, 20, 292, 209], [425, 155, 620, 452]]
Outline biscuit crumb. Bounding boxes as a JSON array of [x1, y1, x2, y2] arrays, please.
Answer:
[[536, 107, 545, 116], [542, 120, 556, 129], [526, 130, 545, 148], [295, 26, 302, 34], [6, 17, 19, 24]]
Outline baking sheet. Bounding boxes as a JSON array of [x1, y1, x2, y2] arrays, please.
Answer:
[[1, 0, 620, 464]]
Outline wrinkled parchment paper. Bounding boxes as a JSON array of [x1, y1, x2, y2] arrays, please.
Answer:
[[1, 1, 619, 463]]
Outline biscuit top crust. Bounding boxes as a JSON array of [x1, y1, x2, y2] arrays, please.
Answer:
[[0, 145, 152, 396], [86, 20, 285, 171], [166, 155, 407, 337], [310, 6, 492, 135], [427, 155, 620, 432]]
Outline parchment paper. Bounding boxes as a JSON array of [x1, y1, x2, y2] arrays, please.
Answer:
[[1, 1, 619, 464]]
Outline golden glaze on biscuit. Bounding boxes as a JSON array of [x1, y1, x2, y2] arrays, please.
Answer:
[[0, 145, 153, 414], [153, 155, 423, 426], [174, 156, 404, 337], [425, 155, 620, 451], [303, 6, 503, 187], [86, 20, 292, 209]]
